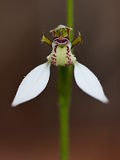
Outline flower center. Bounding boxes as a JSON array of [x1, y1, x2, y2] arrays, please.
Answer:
[[54, 37, 69, 46]]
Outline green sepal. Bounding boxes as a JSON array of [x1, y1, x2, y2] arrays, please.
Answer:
[[41, 34, 52, 47], [71, 32, 82, 48]]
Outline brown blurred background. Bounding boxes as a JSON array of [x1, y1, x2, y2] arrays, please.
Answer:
[[0, 0, 120, 159]]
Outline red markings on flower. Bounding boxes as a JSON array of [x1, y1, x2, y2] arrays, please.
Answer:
[[53, 53, 56, 57], [67, 46, 69, 52], [51, 55, 56, 65], [66, 28, 70, 37], [66, 46, 72, 66], [51, 45, 57, 66], [54, 45, 57, 53]]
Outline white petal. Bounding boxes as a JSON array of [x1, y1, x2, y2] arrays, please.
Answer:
[[12, 62, 50, 107], [74, 61, 109, 103]]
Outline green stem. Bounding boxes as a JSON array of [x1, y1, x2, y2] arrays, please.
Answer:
[[58, 0, 74, 160], [67, 0, 74, 40]]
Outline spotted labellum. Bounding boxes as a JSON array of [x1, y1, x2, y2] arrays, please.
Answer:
[[12, 25, 109, 107]]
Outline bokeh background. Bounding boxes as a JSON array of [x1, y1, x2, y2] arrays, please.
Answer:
[[0, 0, 120, 159]]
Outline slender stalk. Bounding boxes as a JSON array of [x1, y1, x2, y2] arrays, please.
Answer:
[[58, 0, 74, 160], [67, 0, 74, 40]]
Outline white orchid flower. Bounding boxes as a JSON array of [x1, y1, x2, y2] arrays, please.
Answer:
[[12, 25, 109, 107]]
